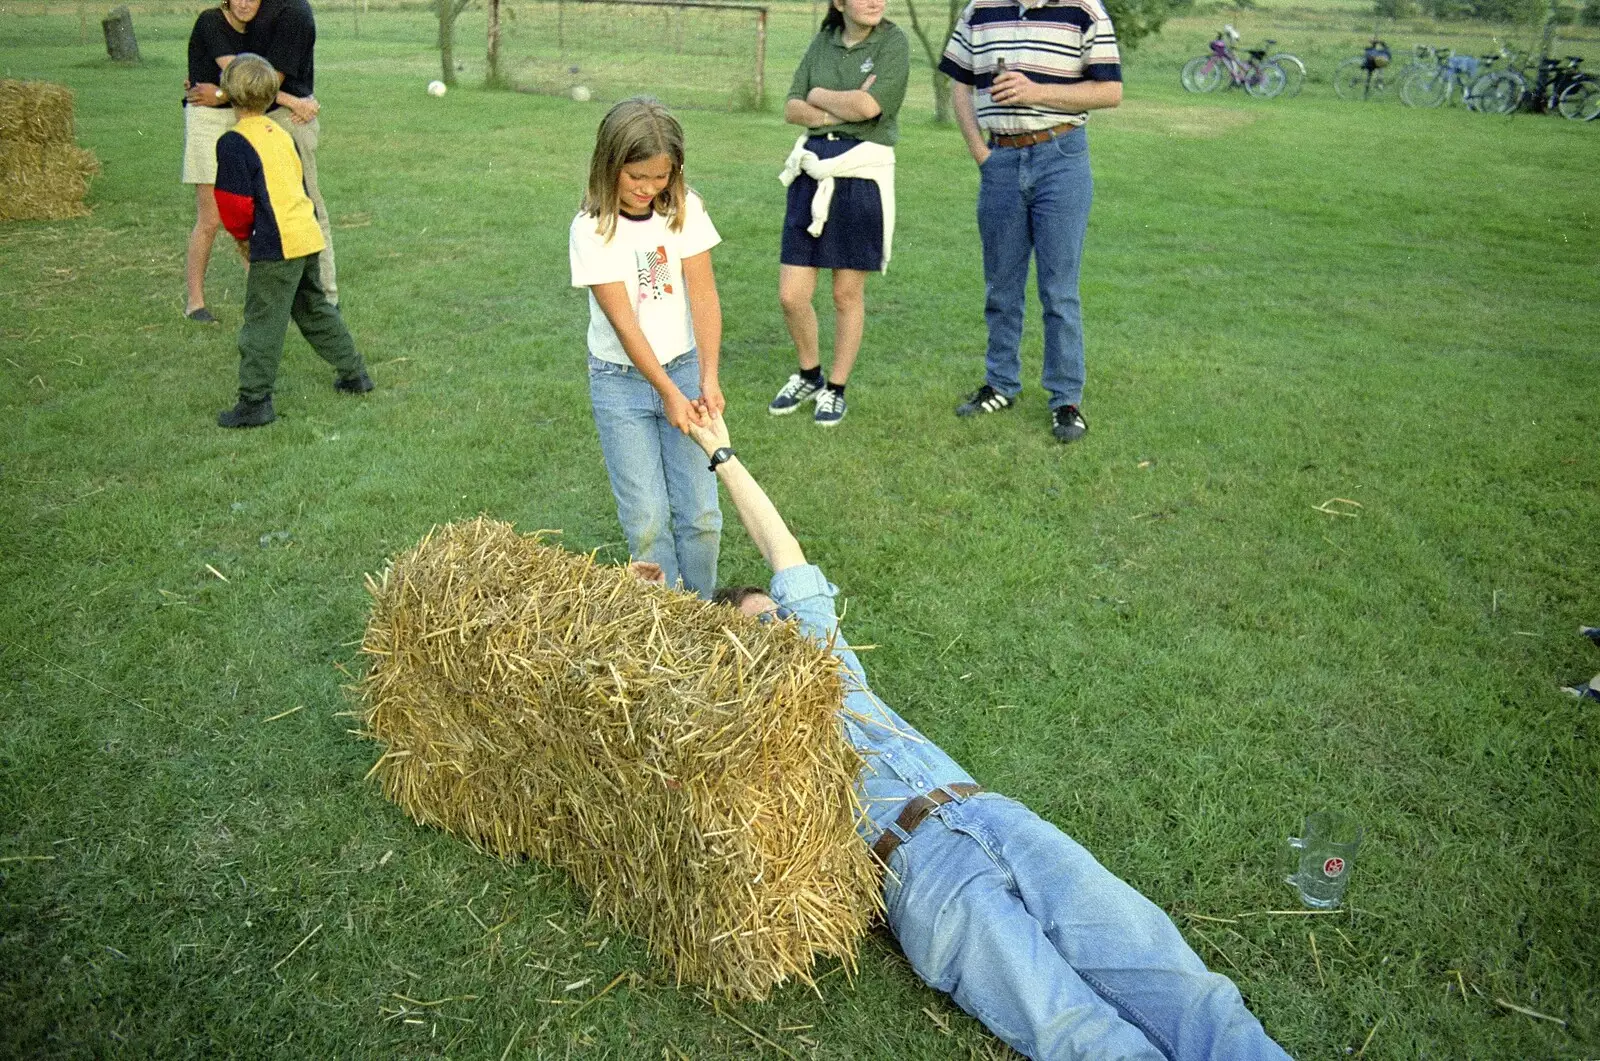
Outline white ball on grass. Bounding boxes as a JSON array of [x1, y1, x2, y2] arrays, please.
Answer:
[[427, 80, 447, 97], [570, 85, 592, 103]]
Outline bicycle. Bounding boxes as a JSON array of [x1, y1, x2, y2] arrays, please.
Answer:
[[1529, 56, 1594, 117], [1469, 46, 1535, 115], [1400, 49, 1488, 109], [1180, 28, 1288, 98], [1334, 39, 1393, 101]]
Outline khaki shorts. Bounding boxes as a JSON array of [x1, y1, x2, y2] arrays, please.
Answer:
[[181, 103, 237, 185]]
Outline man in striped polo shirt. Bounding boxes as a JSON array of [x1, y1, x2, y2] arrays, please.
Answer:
[[940, 0, 1121, 443]]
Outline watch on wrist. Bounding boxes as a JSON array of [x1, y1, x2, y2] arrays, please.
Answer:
[[215, 88, 225, 102], [707, 447, 735, 472]]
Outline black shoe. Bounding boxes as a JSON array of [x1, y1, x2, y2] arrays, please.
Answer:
[[1051, 404, 1087, 443], [185, 307, 219, 324], [768, 372, 824, 415], [334, 370, 373, 394], [955, 384, 1015, 417], [217, 397, 275, 428]]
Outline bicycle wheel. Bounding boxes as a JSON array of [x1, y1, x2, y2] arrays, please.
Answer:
[[1557, 77, 1600, 120], [1181, 56, 1208, 92], [1402, 68, 1449, 107], [1333, 58, 1368, 100], [1247, 61, 1288, 98], [1474, 71, 1524, 114], [1270, 52, 1306, 97], [1193, 57, 1228, 93]]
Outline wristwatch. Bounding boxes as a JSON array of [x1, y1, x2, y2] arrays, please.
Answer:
[[707, 447, 735, 472], [214, 88, 225, 102]]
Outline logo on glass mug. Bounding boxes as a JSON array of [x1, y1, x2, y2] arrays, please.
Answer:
[[1323, 856, 1346, 876]]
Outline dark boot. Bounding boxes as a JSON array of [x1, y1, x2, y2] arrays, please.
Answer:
[[333, 370, 373, 394], [217, 397, 276, 428]]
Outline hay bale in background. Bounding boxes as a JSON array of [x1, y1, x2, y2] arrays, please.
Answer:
[[359, 518, 882, 1000], [0, 80, 99, 222], [0, 80, 76, 144]]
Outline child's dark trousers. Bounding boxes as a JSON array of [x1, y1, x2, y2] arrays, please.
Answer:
[[237, 251, 364, 401]]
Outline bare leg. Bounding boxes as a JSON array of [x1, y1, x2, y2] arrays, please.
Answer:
[[185, 184, 223, 314], [828, 268, 868, 386], [778, 264, 822, 371]]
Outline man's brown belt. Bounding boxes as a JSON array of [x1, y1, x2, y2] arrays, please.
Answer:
[[988, 122, 1079, 149], [871, 783, 984, 864]]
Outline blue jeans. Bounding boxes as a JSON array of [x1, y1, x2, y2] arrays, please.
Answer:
[[885, 794, 1293, 1061], [588, 352, 721, 597], [977, 128, 1094, 410]]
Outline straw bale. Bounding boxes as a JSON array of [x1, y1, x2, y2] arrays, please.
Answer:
[[359, 518, 883, 1000], [0, 140, 100, 222], [0, 80, 77, 145]]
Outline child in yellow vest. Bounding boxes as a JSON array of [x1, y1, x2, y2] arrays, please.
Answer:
[[212, 53, 369, 427]]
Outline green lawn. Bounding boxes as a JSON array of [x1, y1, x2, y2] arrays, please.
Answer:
[[2, 3, 1598, 1058]]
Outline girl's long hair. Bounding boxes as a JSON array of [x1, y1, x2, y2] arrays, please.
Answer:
[[581, 96, 688, 241], [820, 0, 844, 32]]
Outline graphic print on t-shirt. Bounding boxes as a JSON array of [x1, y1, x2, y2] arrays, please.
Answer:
[[636, 245, 673, 303]]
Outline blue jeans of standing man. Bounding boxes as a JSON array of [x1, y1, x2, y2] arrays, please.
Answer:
[[588, 352, 722, 598], [885, 794, 1293, 1061], [978, 127, 1094, 411]]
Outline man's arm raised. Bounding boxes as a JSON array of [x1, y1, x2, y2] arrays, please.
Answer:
[[684, 414, 806, 574]]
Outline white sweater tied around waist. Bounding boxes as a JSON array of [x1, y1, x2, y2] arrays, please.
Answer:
[[778, 134, 896, 272]]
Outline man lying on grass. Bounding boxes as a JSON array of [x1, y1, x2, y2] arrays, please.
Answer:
[[680, 411, 1292, 1061]]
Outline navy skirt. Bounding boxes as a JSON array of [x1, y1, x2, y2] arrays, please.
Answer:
[[780, 135, 885, 272]]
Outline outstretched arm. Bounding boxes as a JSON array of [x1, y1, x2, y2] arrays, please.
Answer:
[[684, 414, 806, 574]]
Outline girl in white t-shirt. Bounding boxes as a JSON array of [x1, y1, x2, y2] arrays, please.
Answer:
[[569, 97, 726, 598]]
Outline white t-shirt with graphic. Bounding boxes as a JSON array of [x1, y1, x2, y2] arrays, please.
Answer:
[[569, 191, 721, 366]]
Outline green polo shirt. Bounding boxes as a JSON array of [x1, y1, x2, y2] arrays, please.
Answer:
[[787, 20, 910, 147]]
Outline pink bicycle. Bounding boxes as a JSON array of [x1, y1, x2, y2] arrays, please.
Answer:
[[1181, 27, 1289, 98]]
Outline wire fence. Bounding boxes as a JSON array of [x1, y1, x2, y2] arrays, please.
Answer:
[[497, 0, 768, 110]]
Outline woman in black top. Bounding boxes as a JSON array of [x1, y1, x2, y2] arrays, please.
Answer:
[[181, 0, 257, 322]]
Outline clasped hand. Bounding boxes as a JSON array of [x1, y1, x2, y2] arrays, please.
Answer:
[[685, 411, 732, 458], [662, 387, 725, 435]]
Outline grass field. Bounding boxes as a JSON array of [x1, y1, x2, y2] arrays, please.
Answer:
[[3, 1, 1599, 1057]]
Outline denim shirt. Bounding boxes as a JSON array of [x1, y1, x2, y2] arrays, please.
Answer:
[[768, 564, 978, 849]]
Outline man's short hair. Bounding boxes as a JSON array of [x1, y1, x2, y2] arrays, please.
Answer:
[[711, 586, 767, 610], [221, 53, 279, 112]]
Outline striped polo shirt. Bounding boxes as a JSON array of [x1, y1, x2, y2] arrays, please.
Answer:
[[213, 114, 324, 263], [939, 0, 1121, 134]]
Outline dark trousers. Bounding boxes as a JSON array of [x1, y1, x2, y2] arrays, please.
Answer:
[[237, 252, 363, 402]]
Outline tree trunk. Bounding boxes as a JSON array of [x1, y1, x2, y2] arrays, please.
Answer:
[[101, 5, 140, 62], [901, 0, 960, 123], [486, 0, 502, 87]]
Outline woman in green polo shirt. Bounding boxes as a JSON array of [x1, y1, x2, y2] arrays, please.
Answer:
[[767, 0, 909, 427]]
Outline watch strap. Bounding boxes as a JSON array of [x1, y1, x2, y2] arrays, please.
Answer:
[[707, 447, 735, 472]]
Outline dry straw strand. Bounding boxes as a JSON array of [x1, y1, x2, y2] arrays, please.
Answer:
[[358, 518, 882, 999]]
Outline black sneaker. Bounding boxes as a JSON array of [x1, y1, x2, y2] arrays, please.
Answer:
[[334, 370, 374, 394], [217, 397, 275, 428], [185, 307, 219, 324], [1051, 404, 1087, 443], [769, 373, 824, 415], [955, 384, 1014, 417]]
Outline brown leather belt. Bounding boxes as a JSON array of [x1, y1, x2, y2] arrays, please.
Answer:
[[988, 122, 1079, 149], [871, 783, 984, 864]]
